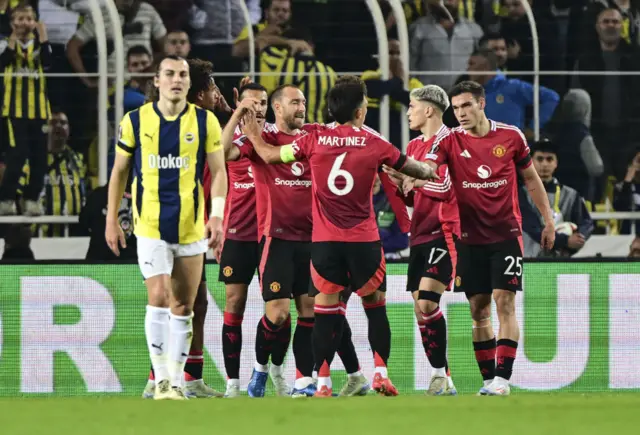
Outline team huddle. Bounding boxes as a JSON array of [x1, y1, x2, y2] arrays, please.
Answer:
[[105, 55, 555, 400]]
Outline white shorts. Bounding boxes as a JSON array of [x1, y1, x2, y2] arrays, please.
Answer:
[[137, 236, 208, 279]]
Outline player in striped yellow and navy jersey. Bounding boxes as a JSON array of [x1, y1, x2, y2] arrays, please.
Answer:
[[106, 55, 227, 401], [0, 2, 51, 216]]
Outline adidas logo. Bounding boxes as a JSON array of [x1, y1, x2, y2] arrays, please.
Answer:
[[460, 150, 471, 158], [508, 277, 519, 285], [426, 266, 439, 275]]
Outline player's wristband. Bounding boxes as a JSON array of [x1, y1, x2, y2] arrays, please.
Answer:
[[210, 197, 225, 220]]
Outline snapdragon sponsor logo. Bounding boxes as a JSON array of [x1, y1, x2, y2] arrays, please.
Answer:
[[274, 178, 312, 188], [148, 154, 190, 169], [462, 179, 508, 189], [233, 182, 255, 190]]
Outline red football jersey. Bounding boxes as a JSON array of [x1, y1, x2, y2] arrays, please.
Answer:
[[406, 129, 460, 246], [237, 123, 321, 241], [426, 120, 531, 245], [291, 124, 406, 242]]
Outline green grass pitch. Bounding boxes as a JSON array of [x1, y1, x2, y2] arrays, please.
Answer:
[[1, 394, 639, 435]]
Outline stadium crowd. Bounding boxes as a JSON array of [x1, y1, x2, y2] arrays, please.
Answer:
[[0, 0, 639, 261]]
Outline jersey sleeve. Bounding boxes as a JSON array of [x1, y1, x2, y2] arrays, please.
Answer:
[[425, 134, 449, 166], [283, 133, 314, 163], [205, 112, 223, 153], [417, 165, 452, 202], [116, 113, 136, 157], [378, 137, 406, 170], [512, 129, 532, 168], [235, 135, 255, 159]]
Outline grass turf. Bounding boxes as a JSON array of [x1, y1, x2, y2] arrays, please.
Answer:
[[1, 394, 639, 435]]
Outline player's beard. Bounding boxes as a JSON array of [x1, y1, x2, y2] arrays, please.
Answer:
[[285, 112, 305, 130]]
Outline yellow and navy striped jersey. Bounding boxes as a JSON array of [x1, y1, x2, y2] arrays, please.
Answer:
[[235, 22, 267, 43], [18, 147, 87, 237], [0, 36, 52, 119], [258, 45, 289, 92], [116, 102, 223, 245], [275, 54, 336, 124]]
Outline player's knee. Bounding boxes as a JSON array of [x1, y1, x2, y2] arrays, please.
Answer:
[[362, 289, 385, 305], [225, 287, 248, 314], [494, 291, 516, 317], [416, 290, 441, 314], [265, 300, 290, 325], [295, 295, 315, 318], [469, 302, 491, 323]]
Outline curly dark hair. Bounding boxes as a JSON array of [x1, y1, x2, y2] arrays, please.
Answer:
[[187, 58, 216, 103]]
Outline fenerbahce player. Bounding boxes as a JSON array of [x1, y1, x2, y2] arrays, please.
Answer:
[[242, 76, 439, 397], [425, 81, 555, 396], [107, 56, 227, 400]]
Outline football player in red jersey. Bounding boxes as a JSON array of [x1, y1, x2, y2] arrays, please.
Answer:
[[385, 85, 459, 396], [242, 76, 438, 397], [223, 84, 369, 397], [425, 81, 555, 396], [142, 59, 227, 399]]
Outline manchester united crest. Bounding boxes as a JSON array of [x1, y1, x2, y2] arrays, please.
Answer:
[[223, 266, 233, 277], [455, 276, 462, 287], [492, 144, 506, 158], [270, 282, 281, 293]]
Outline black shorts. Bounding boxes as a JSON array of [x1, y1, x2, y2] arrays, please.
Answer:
[[218, 239, 260, 285], [454, 237, 523, 295], [309, 241, 386, 298], [259, 236, 311, 302], [406, 237, 454, 292]]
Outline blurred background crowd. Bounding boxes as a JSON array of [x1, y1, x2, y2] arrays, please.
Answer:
[[0, 0, 639, 260]]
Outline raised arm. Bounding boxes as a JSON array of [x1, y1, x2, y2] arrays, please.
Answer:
[[205, 112, 228, 250], [242, 111, 291, 164]]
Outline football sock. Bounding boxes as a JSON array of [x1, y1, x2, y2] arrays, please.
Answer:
[[270, 315, 291, 366], [473, 337, 497, 381], [293, 317, 315, 377], [255, 315, 275, 366], [222, 311, 243, 380], [421, 307, 447, 370], [337, 317, 361, 374], [145, 305, 170, 382], [184, 350, 203, 381], [496, 339, 518, 381], [168, 313, 194, 388], [312, 304, 345, 378], [363, 300, 391, 365]]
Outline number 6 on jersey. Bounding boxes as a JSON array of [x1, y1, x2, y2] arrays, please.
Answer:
[[328, 152, 354, 196]]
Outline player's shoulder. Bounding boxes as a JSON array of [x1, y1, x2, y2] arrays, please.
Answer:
[[302, 122, 325, 133], [493, 121, 527, 144], [431, 125, 459, 147]]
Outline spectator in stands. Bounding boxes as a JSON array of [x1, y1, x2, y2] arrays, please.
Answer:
[[499, 0, 562, 90], [362, 38, 423, 148], [145, 0, 192, 33], [188, 0, 243, 99], [0, 5, 51, 217], [479, 31, 508, 70], [1, 224, 34, 260], [572, 7, 640, 181], [66, 0, 167, 89], [373, 175, 408, 259], [613, 148, 640, 235], [628, 236, 640, 257], [126, 45, 153, 91], [552, 89, 604, 203], [17, 111, 87, 237], [80, 174, 136, 260], [164, 30, 190, 58], [466, 49, 559, 136], [522, 140, 594, 257], [259, 27, 335, 124], [409, 0, 483, 90]]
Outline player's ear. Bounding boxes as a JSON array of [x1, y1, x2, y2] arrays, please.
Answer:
[[478, 97, 486, 110]]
